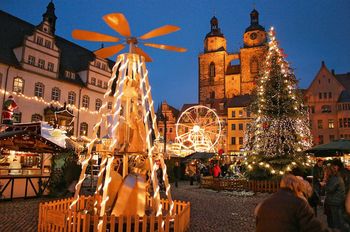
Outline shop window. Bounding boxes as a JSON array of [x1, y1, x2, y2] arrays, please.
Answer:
[[82, 95, 90, 108], [34, 82, 44, 98], [31, 114, 43, 122], [51, 87, 60, 101], [80, 122, 88, 136], [95, 98, 102, 111], [68, 91, 76, 105], [13, 77, 24, 93]]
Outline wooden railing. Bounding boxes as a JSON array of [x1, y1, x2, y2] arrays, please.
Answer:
[[200, 177, 279, 193], [38, 195, 190, 232]]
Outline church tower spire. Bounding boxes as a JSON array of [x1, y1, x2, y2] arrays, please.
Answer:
[[40, 1, 57, 34], [204, 16, 226, 52]]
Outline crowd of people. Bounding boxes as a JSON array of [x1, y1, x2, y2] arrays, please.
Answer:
[[256, 159, 350, 232]]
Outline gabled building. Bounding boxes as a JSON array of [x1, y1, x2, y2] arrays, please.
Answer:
[[0, 2, 114, 137], [305, 61, 350, 144]]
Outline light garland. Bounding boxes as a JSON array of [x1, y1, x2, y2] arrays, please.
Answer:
[[244, 27, 312, 173]]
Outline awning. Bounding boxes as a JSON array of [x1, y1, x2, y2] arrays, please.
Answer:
[[305, 139, 350, 157]]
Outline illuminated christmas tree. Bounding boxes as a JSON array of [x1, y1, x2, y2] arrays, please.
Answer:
[[244, 27, 312, 178]]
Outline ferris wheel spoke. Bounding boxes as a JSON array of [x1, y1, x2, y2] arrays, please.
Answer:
[[185, 112, 197, 124], [177, 123, 193, 128], [202, 120, 218, 128]]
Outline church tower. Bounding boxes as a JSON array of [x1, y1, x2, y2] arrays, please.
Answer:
[[240, 9, 267, 94], [198, 16, 227, 105], [38, 1, 57, 34]]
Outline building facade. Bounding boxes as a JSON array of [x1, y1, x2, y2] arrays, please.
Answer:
[[0, 2, 114, 138], [305, 61, 350, 145]]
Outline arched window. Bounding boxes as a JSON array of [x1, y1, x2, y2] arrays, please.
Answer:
[[82, 95, 90, 108], [34, 82, 45, 98], [51, 87, 61, 101], [209, 62, 215, 78], [95, 98, 102, 111], [13, 77, 24, 93], [80, 122, 88, 136], [250, 57, 259, 74], [68, 91, 76, 105], [31, 114, 43, 122]]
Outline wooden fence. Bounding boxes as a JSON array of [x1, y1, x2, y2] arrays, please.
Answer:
[[200, 177, 279, 193], [38, 195, 191, 232]]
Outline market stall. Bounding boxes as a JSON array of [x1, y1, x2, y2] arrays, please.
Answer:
[[0, 122, 65, 200]]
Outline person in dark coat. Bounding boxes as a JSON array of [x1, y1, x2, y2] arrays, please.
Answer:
[[324, 160, 346, 231], [313, 159, 324, 196], [173, 161, 181, 188], [255, 174, 335, 232]]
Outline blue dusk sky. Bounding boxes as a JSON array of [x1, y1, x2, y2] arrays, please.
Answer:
[[1, 0, 350, 109]]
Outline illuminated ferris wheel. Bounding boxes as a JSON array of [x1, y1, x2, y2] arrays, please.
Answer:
[[175, 105, 221, 152]]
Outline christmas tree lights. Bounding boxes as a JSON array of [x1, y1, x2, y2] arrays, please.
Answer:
[[244, 27, 312, 178]]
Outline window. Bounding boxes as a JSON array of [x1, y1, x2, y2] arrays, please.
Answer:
[[107, 102, 112, 110], [91, 77, 96, 85], [329, 135, 335, 141], [323, 92, 327, 99], [36, 36, 43, 45], [13, 77, 24, 93], [231, 137, 236, 145], [95, 98, 102, 111], [65, 70, 70, 78], [80, 122, 88, 136], [38, 59, 45, 69], [28, 55, 35, 65], [238, 110, 243, 117], [103, 81, 108, 89], [97, 80, 102, 87], [231, 111, 236, 118], [68, 91, 76, 105], [48, 62, 54, 72], [328, 119, 334, 129], [239, 137, 243, 145], [71, 73, 75, 79], [96, 61, 101, 68], [311, 106, 315, 114], [34, 82, 44, 98], [13, 112, 22, 123], [31, 114, 42, 122], [319, 93, 322, 99], [231, 124, 236, 130], [82, 95, 90, 108], [317, 120, 323, 129], [44, 40, 51, 48], [247, 109, 251, 117], [321, 105, 331, 113], [239, 123, 243, 130], [250, 57, 259, 74], [340, 119, 343, 128], [318, 135, 324, 144], [328, 92, 332, 99], [102, 63, 106, 70], [209, 62, 215, 78], [169, 128, 173, 133], [51, 87, 60, 101]]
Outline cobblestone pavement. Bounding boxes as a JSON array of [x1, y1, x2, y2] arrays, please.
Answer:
[[0, 181, 328, 232]]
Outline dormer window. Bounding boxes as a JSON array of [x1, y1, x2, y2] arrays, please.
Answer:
[[44, 40, 51, 48], [65, 71, 75, 79], [36, 36, 43, 45]]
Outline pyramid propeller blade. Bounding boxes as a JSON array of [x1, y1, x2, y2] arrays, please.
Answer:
[[94, 44, 125, 58], [72, 29, 120, 42], [144, 43, 187, 52], [134, 47, 152, 62], [139, 25, 180, 40], [103, 13, 131, 37]]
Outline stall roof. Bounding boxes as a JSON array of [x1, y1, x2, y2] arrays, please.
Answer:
[[0, 130, 65, 153]]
